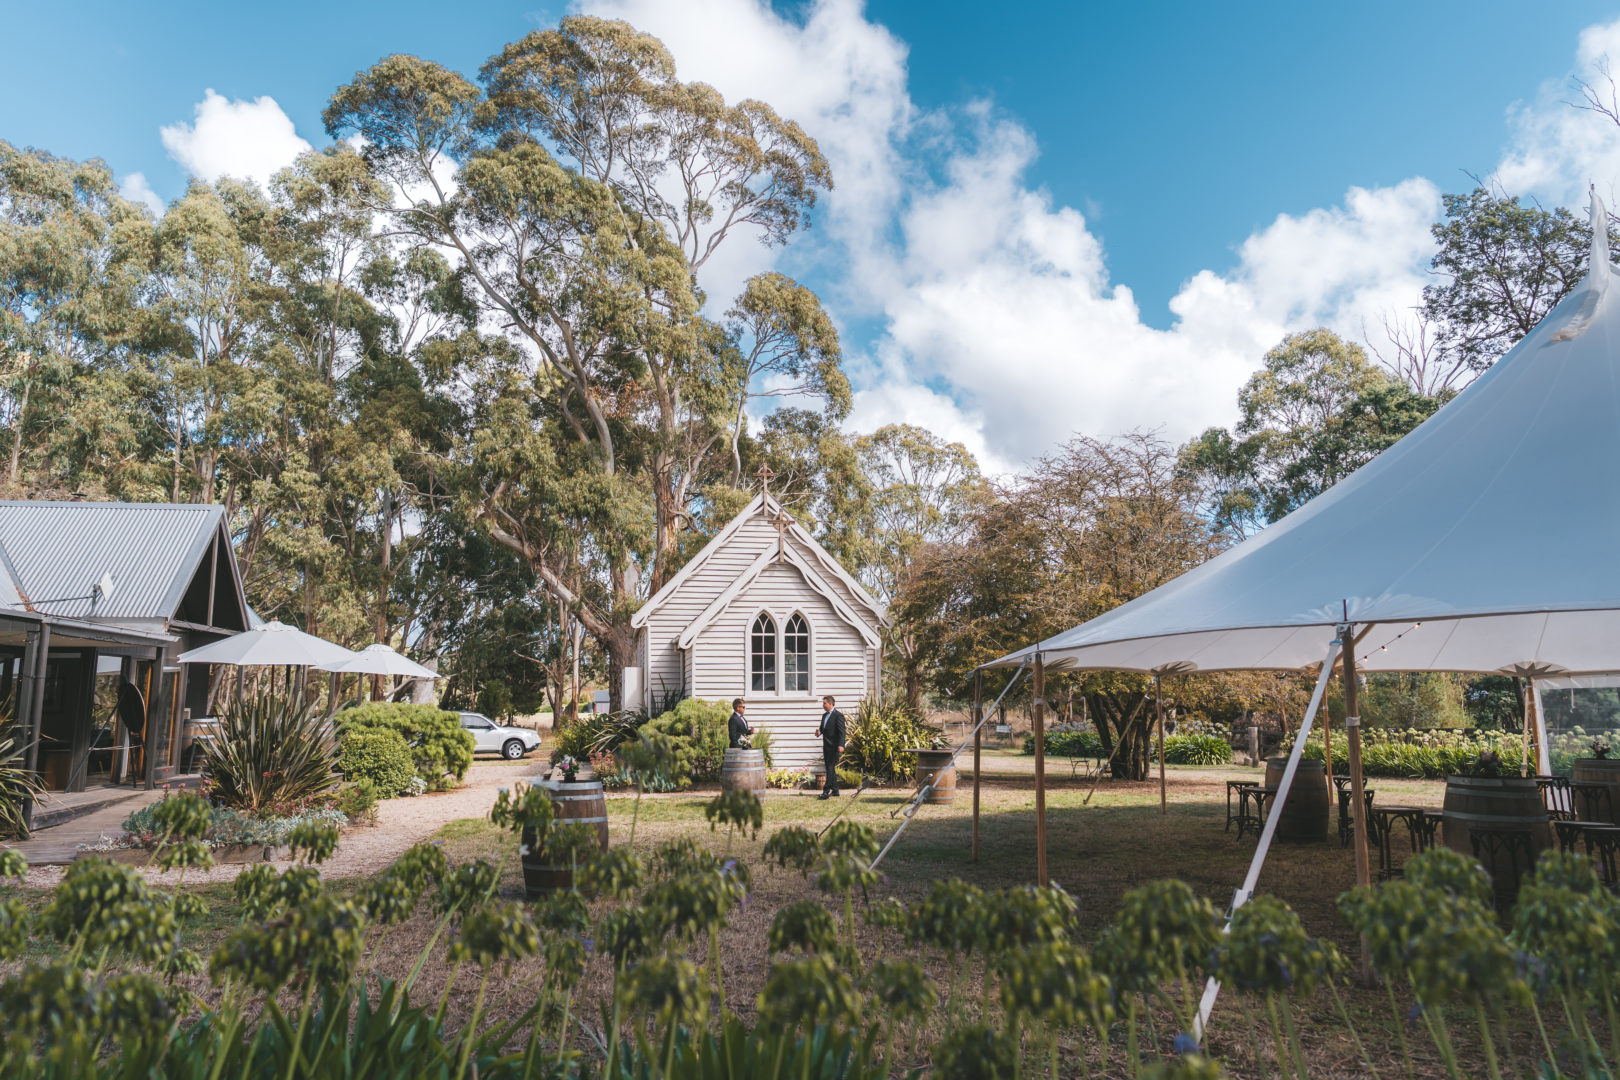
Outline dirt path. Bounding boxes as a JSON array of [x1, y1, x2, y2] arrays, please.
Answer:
[[14, 759, 539, 888]]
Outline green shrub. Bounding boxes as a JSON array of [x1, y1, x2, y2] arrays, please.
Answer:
[[1022, 726, 1103, 758], [337, 703, 474, 791], [0, 716, 42, 839], [333, 781, 379, 825], [1162, 734, 1232, 766], [201, 694, 338, 813], [751, 728, 775, 768], [120, 801, 348, 849], [835, 767, 862, 790], [552, 710, 643, 764], [638, 699, 731, 789], [843, 698, 944, 783], [336, 729, 415, 798], [1301, 728, 1527, 779]]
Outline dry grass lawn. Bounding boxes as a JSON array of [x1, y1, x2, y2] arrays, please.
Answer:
[[6, 752, 1563, 1078]]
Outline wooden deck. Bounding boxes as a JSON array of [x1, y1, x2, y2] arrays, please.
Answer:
[[5, 789, 164, 865]]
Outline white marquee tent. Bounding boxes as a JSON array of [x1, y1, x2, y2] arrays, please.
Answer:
[[991, 204, 1620, 686], [981, 191, 1620, 1030]]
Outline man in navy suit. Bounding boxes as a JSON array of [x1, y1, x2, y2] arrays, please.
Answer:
[[728, 698, 753, 748], [817, 695, 846, 799]]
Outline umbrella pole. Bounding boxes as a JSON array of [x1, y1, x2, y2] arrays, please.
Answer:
[[1156, 675, 1166, 814]]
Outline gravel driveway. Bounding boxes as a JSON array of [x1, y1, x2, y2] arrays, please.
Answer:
[[17, 759, 540, 888]]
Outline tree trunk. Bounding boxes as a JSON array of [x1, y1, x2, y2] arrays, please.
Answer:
[[1086, 690, 1151, 781], [8, 378, 29, 488], [374, 489, 392, 701]]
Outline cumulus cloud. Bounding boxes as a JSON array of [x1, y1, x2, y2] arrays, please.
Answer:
[[1495, 17, 1620, 206], [117, 172, 166, 217], [160, 89, 311, 188], [576, 0, 1447, 472]]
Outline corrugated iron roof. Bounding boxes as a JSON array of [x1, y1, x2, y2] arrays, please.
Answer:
[[0, 501, 225, 622]]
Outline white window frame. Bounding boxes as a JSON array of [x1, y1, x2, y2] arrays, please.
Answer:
[[748, 610, 779, 695], [743, 608, 818, 699], [782, 610, 813, 696]]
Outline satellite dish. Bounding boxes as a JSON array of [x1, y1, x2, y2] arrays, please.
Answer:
[[94, 572, 115, 606]]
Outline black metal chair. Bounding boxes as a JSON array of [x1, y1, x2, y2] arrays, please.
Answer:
[[1536, 775, 1574, 821], [1573, 782, 1614, 823], [1338, 786, 1375, 848]]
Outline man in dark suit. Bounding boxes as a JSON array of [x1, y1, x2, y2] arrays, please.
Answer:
[[728, 698, 753, 748], [817, 695, 845, 799]]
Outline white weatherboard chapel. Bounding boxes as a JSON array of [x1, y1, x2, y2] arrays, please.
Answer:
[[627, 493, 888, 767]]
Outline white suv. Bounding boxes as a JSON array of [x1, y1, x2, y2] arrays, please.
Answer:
[[459, 712, 542, 760]]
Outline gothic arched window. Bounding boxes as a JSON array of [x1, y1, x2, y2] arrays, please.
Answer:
[[783, 612, 810, 692], [750, 612, 777, 692]]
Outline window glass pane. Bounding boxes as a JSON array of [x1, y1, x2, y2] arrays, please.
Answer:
[[783, 613, 810, 692], [750, 613, 777, 692]]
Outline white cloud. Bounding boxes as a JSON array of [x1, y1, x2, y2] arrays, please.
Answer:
[[117, 172, 165, 217], [581, 1, 1620, 476], [160, 89, 311, 188], [576, 0, 1443, 472], [1495, 17, 1620, 206]]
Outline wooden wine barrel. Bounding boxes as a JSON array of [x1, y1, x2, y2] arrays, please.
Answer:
[[721, 748, 767, 792], [1442, 774, 1549, 895], [1262, 756, 1329, 842], [913, 749, 957, 805], [1571, 758, 1620, 824], [521, 779, 609, 899]]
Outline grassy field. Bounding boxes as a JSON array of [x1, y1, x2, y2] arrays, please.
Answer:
[[413, 756, 1509, 1078], [8, 755, 1558, 1077]]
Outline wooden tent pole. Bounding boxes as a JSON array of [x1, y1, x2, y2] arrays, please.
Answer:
[[1323, 689, 1333, 777], [972, 670, 983, 863], [1155, 675, 1166, 814], [1033, 654, 1048, 888]]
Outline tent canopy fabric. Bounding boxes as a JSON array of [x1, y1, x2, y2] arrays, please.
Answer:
[[321, 642, 437, 679], [989, 196, 1620, 678], [176, 620, 356, 668]]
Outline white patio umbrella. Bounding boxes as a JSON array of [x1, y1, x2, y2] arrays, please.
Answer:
[[320, 643, 438, 679], [176, 620, 358, 668]]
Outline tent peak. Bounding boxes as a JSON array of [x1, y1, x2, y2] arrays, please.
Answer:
[[1593, 183, 1610, 276]]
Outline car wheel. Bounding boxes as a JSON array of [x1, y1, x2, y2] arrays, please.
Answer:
[[502, 739, 525, 760]]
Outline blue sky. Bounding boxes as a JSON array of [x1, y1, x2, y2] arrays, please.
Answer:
[[6, 1, 1620, 468]]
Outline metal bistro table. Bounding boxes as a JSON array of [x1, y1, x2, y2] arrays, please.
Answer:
[[1371, 805, 1440, 879], [1226, 780, 1259, 834]]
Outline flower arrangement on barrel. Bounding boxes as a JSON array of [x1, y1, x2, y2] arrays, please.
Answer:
[[8, 725, 1620, 1080]]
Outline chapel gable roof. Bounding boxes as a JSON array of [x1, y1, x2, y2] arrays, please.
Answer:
[[631, 494, 888, 631]]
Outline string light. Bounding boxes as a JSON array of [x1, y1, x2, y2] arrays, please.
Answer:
[[1360, 622, 1423, 665]]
